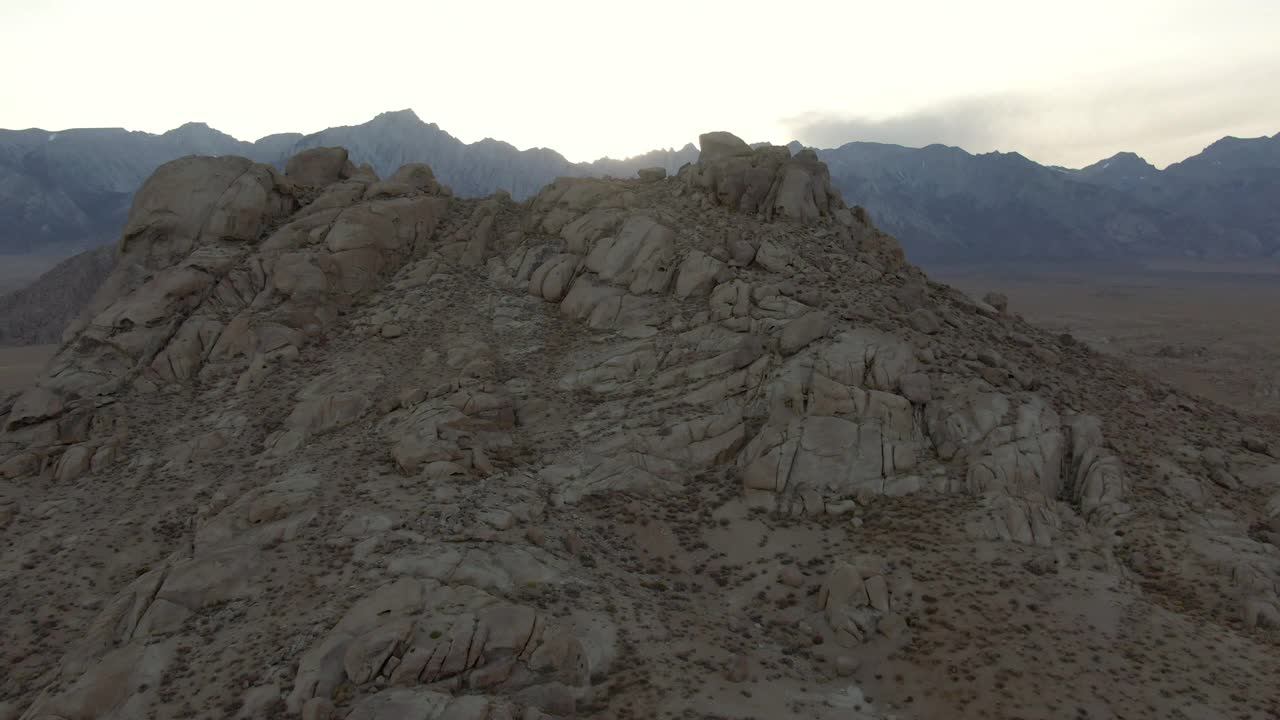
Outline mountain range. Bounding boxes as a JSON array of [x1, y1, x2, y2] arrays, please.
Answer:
[[3, 109, 1276, 265], [0, 110, 697, 259]]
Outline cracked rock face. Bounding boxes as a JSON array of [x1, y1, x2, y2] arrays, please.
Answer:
[[2, 132, 1279, 719]]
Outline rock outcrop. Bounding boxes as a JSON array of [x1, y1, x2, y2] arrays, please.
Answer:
[[1, 132, 1278, 719]]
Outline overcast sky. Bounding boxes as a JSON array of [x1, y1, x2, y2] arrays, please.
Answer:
[[2, 0, 1277, 168]]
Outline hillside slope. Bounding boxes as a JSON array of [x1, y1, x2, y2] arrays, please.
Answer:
[[1, 137, 1279, 720], [0, 245, 115, 345]]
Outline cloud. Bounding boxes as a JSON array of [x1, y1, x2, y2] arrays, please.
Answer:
[[782, 62, 1280, 168], [783, 95, 1037, 156]]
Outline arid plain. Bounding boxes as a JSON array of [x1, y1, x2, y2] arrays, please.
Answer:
[[936, 261, 1280, 418]]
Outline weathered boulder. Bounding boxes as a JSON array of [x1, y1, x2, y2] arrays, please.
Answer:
[[674, 250, 725, 298], [18, 641, 174, 720], [697, 131, 752, 161], [8, 154, 299, 457], [815, 329, 918, 392], [779, 311, 831, 355], [908, 308, 941, 334], [389, 163, 445, 194], [683, 131, 850, 224], [286, 147, 353, 187], [287, 578, 603, 714], [4, 386, 63, 432], [583, 215, 676, 294], [1063, 414, 1130, 525], [817, 558, 902, 647]]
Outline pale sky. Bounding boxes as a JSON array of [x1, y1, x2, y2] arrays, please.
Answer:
[[2, 0, 1277, 168]]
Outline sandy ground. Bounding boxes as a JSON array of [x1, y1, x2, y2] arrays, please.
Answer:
[[931, 260, 1280, 417], [0, 344, 56, 392]]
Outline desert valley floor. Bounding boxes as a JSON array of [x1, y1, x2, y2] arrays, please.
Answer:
[[937, 261, 1280, 418]]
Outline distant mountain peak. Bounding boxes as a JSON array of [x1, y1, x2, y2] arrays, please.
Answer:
[[160, 121, 240, 144], [1090, 151, 1154, 168], [371, 109, 425, 125], [1075, 151, 1159, 186], [162, 121, 215, 135], [472, 137, 521, 152], [993, 150, 1032, 162]]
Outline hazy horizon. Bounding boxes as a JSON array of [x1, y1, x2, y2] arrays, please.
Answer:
[[3, 0, 1279, 168], [6, 107, 1278, 172]]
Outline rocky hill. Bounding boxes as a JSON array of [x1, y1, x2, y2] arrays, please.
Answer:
[[1, 135, 1279, 719], [0, 245, 115, 345]]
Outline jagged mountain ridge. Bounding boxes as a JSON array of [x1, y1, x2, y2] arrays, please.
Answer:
[[1, 135, 1278, 719], [276, 110, 701, 199], [2, 110, 1276, 263], [815, 141, 1183, 261], [0, 122, 276, 256], [817, 133, 1280, 261], [0, 110, 699, 258], [1136, 134, 1280, 257], [1074, 151, 1162, 191]]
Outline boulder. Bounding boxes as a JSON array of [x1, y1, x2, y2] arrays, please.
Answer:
[[674, 250, 726, 298], [18, 641, 174, 719], [5, 386, 63, 431], [685, 131, 848, 223], [727, 238, 757, 266], [389, 163, 443, 193], [908, 308, 941, 334], [900, 372, 932, 404], [697, 131, 752, 162], [779, 311, 831, 355], [286, 147, 352, 187], [1243, 436, 1271, 455]]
